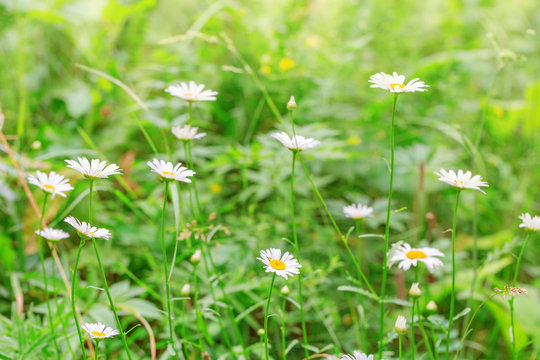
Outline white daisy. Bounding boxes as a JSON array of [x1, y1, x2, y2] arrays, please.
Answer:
[[257, 248, 301, 280], [388, 242, 444, 273], [343, 203, 374, 219], [271, 132, 320, 151], [435, 168, 488, 194], [28, 171, 74, 198], [81, 322, 119, 339], [165, 81, 218, 102], [65, 157, 122, 179], [171, 125, 207, 141], [518, 213, 540, 231], [35, 228, 70, 242], [64, 216, 112, 240], [340, 351, 380, 360], [395, 315, 408, 334], [147, 159, 195, 182], [369, 72, 428, 93]]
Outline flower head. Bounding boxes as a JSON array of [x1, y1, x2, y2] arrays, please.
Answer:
[[190, 249, 201, 263], [81, 322, 119, 339], [147, 159, 195, 182], [28, 171, 73, 198], [409, 282, 422, 297], [494, 285, 528, 300], [287, 96, 297, 110], [172, 125, 206, 141], [395, 315, 408, 334], [435, 169, 488, 194], [181, 284, 191, 296], [165, 81, 218, 102], [369, 72, 428, 93], [35, 228, 70, 243], [65, 157, 122, 179], [64, 216, 112, 240], [343, 203, 374, 219], [340, 351, 380, 360], [518, 213, 540, 232], [271, 132, 320, 151], [426, 300, 438, 312], [388, 242, 444, 273], [257, 248, 301, 280]]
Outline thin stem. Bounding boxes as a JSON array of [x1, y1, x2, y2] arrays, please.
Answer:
[[411, 297, 417, 360], [94, 339, 100, 360], [187, 141, 202, 217], [446, 190, 461, 359], [72, 238, 87, 358], [281, 296, 287, 360], [512, 233, 530, 286], [52, 245, 74, 357], [193, 263, 205, 352], [355, 218, 368, 348], [183, 141, 197, 218], [264, 273, 276, 360], [399, 335, 403, 360], [430, 322, 439, 360], [160, 181, 175, 351], [378, 93, 398, 359], [417, 300, 435, 360]]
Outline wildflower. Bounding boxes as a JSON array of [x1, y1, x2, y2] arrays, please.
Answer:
[[147, 159, 195, 182], [64, 216, 112, 240], [271, 132, 320, 151], [494, 285, 528, 300], [435, 169, 488, 194], [280, 285, 290, 295], [190, 249, 201, 263], [340, 351, 381, 360], [171, 125, 206, 141], [35, 228, 69, 242], [369, 72, 428, 93], [81, 322, 119, 339], [165, 81, 218, 102], [287, 96, 297, 111], [426, 300, 438, 312], [28, 171, 73, 198], [388, 242, 444, 273], [394, 315, 408, 335], [518, 213, 540, 231], [278, 58, 295, 72], [257, 328, 265, 336], [257, 248, 301, 280], [181, 284, 191, 296], [65, 157, 122, 179], [409, 282, 422, 297], [343, 203, 374, 219]]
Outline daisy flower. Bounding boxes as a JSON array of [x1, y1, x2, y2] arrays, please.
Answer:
[[341, 351, 380, 360], [271, 132, 320, 151], [147, 159, 195, 182], [518, 213, 540, 231], [395, 315, 407, 334], [343, 203, 374, 219], [171, 125, 206, 141], [65, 157, 122, 179], [369, 72, 428, 93], [165, 81, 218, 102], [81, 322, 119, 339], [28, 171, 73, 198], [388, 242, 444, 273], [64, 216, 112, 240], [257, 248, 301, 280], [435, 169, 488, 194], [35, 228, 69, 242]]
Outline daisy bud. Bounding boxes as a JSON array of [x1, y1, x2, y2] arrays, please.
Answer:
[[181, 284, 191, 296], [287, 96, 297, 111], [190, 249, 201, 264], [280, 285, 290, 295], [426, 300, 438, 312], [394, 315, 408, 335], [257, 328, 265, 336], [409, 282, 422, 298]]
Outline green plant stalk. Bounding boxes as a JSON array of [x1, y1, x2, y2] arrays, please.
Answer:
[[72, 237, 87, 358], [355, 219, 368, 348], [160, 181, 175, 350], [509, 232, 530, 359], [281, 296, 287, 360], [430, 322, 439, 360], [38, 194, 60, 359], [193, 263, 205, 352], [94, 339, 100, 360], [378, 93, 398, 358], [399, 334, 403, 360], [187, 141, 202, 217], [299, 156, 376, 296], [411, 297, 417, 360], [51, 244, 74, 357], [264, 273, 276, 360], [183, 141, 197, 218], [446, 190, 461, 359], [417, 300, 435, 360]]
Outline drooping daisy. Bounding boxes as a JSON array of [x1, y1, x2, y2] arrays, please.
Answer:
[[343, 203, 374, 219], [257, 248, 301, 280], [165, 81, 218, 102], [271, 132, 320, 151], [518, 213, 540, 231], [81, 322, 119, 339], [65, 157, 122, 179], [28, 171, 74, 198], [369, 72, 428, 93], [64, 216, 112, 240], [435, 169, 488, 194], [147, 159, 195, 182], [35, 228, 70, 242], [171, 125, 207, 141], [388, 242, 444, 273], [340, 351, 380, 360]]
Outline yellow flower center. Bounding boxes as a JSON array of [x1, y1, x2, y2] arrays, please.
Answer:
[[44, 184, 56, 191], [91, 331, 106, 338], [406, 250, 427, 259], [269, 259, 286, 271], [390, 83, 405, 91], [453, 180, 464, 185], [184, 92, 193, 97], [162, 171, 175, 176], [88, 232, 94, 236]]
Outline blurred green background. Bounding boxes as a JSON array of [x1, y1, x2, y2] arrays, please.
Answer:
[[1, 0, 540, 359]]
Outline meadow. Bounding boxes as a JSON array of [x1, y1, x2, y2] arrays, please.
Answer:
[[1, 0, 540, 359]]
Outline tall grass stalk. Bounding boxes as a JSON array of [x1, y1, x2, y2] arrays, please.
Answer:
[[264, 273, 277, 360], [446, 190, 461, 359]]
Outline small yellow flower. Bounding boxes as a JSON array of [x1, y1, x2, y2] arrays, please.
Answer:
[[278, 58, 295, 72], [210, 183, 222, 194], [260, 65, 272, 75], [346, 135, 362, 146], [303, 35, 320, 48]]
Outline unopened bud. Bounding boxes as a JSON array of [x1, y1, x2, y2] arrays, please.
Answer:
[[257, 328, 265, 336], [190, 249, 201, 263], [280, 285, 290, 295], [287, 96, 297, 111], [394, 315, 408, 335], [426, 300, 437, 312], [409, 282, 422, 298], [181, 284, 191, 296]]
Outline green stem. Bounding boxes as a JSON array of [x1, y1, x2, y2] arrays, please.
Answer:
[[399, 335, 403, 360], [355, 219, 368, 348], [512, 233, 530, 286], [446, 190, 461, 359], [411, 297, 417, 360], [264, 273, 276, 360], [187, 141, 202, 217], [378, 93, 398, 358], [72, 238, 87, 358], [94, 339, 100, 360], [160, 181, 175, 351], [52, 245, 74, 357], [430, 322, 439, 360], [183, 141, 197, 218], [281, 296, 287, 360], [417, 300, 435, 360], [193, 263, 205, 352]]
